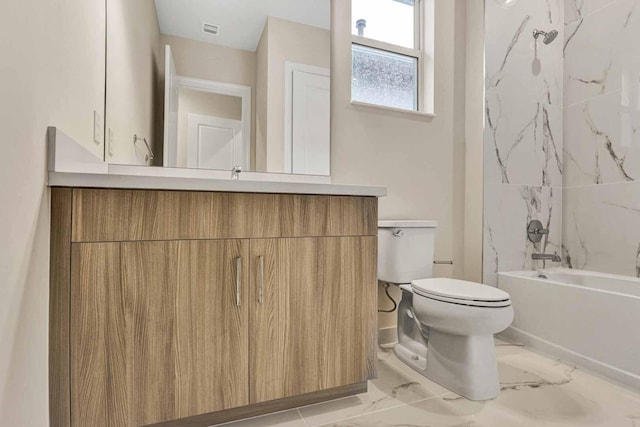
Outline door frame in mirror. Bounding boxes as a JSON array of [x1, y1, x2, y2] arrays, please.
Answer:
[[176, 76, 252, 170], [187, 113, 243, 170], [284, 62, 330, 174]]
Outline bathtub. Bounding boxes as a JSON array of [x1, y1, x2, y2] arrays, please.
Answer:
[[497, 269, 640, 391]]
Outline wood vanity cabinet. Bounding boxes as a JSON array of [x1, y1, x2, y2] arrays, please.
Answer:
[[50, 188, 378, 427], [249, 237, 376, 404]]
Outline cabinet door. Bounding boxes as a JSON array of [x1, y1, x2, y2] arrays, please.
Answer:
[[70, 243, 125, 426], [249, 237, 377, 404], [318, 237, 378, 388], [71, 240, 249, 427]]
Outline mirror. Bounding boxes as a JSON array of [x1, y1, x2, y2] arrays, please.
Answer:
[[106, 0, 331, 175]]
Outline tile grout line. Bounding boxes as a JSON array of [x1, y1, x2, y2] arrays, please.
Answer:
[[562, 85, 637, 110], [568, 0, 628, 25], [215, 407, 305, 427], [297, 408, 310, 427]]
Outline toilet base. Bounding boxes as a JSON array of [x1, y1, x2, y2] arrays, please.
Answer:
[[425, 330, 500, 400], [394, 330, 500, 401]]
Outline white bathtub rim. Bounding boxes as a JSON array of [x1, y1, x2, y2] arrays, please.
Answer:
[[498, 268, 640, 300], [500, 267, 640, 283], [499, 326, 640, 394]]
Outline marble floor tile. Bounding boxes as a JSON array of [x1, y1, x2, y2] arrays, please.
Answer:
[[297, 349, 451, 427], [313, 397, 482, 427], [464, 343, 640, 426], [214, 409, 306, 427], [315, 344, 640, 427], [217, 343, 640, 427]]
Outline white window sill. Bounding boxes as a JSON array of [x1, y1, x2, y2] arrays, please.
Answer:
[[350, 101, 436, 121]]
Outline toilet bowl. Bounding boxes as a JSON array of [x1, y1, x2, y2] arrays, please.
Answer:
[[394, 279, 513, 400], [378, 221, 514, 401]]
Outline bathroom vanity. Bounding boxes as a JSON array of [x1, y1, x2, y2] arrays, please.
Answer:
[[49, 175, 384, 426], [46, 0, 378, 417]]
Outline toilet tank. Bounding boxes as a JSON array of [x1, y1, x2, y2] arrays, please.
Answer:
[[378, 220, 438, 284]]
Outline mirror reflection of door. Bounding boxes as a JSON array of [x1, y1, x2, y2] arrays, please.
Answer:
[[163, 62, 251, 170], [163, 45, 179, 167], [105, 0, 331, 175], [187, 115, 243, 170], [289, 67, 330, 176]]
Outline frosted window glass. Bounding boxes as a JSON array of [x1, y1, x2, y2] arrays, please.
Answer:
[[352, 44, 418, 111], [352, 0, 415, 49]]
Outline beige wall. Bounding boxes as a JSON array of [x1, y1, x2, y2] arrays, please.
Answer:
[[452, 0, 468, 281], [464, 0, 484, 283], [177, 88, 243, 166], [0, 0, 106, 424], [162, 35, 257, 85], [106, 0, 163, 165], [331, 0, 470, 329], [256, 17, 331, 173], [163, 35, 256, 168]]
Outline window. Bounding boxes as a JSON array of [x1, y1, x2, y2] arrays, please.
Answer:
[[352, 45, 418, 111], [352, 0, 417, 48], [351, 0, 434, 113]]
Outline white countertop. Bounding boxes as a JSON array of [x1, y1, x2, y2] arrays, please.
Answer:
[[48, 172, 386, 196], [46, 128, 387, 197]]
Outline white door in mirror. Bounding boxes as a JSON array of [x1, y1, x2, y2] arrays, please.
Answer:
[[292, 71, 330, 176], [187, 114, 244, 170], [163, 45, 179, 167]]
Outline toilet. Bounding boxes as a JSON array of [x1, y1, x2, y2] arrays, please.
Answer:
[[378, 220, 513, 401]]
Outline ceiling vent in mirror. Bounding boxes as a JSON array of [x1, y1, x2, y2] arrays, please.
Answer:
[[202, 23, 220, 36]]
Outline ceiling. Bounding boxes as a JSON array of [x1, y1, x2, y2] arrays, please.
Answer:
[[154, 0, 331, 52]]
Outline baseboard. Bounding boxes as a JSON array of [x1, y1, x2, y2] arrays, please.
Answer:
[[146, 382, 368, 427], [499, 327, 640, 393], [378, 326, 397, 346]]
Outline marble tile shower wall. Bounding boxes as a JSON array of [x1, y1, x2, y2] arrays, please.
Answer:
[[483, 0, 564, 285], [563, 0, 640, 277]]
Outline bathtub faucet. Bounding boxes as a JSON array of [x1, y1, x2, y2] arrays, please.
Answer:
[[532, 252, 561, 263]]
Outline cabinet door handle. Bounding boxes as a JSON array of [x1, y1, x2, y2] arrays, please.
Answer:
[[235, 257, 242, 307], [258, 255, 264, 304]]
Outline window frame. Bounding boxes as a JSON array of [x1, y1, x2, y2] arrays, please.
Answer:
[[350, 0, 435, 116]]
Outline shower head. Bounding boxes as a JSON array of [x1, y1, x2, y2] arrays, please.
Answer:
[[533, 29, 558, 45]]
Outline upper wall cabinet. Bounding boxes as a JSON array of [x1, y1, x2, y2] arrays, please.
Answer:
[[105, 0, 331, 176]]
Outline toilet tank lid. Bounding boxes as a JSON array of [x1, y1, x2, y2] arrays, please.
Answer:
[[378, 220, 438, 228]]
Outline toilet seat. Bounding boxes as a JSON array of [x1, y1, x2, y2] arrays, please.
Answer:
[[415, 292, 512, 308], [411, 278, 511, 308]]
